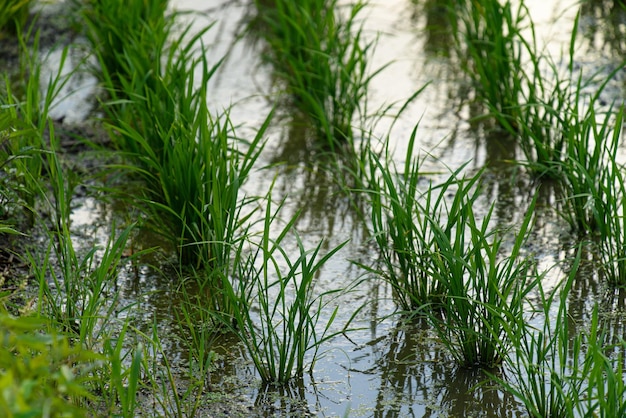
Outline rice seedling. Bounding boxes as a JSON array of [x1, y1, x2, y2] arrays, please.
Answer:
[[580, 307, 626, 418], [450, 0, 532, 130], [1, 27, 72, 219], [427, 178, 537, 369], [598, 108, 626, 285], [79, 0, 170, 99], [365, 128, 450, 311], [218, 183, 348, 384], [0, 0, 31, 36], [500, 11, 575, 175], [175, 281, 219, 415], [137, 316, 217, 417], [101, 322, 143, 418], [493, 250, 588, 417], [556, 104, 622, 236], [497, 255, 626, 417], [81, 0, 264, 276], [27, 122, 136, 350], [251, 0, 381, 148], [110, 97, 269, 275]]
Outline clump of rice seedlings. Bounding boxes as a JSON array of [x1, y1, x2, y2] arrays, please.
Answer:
[[496, 250, 626, 417], [555, 104, 620, 235], [599, 108, 626, 285], [427, 177, 536, 369], [0, 0, 31, 36], [251, 0, 379, 148], [111, 94, 269, 277], [493, 252, 586, 417], [30, 123, 136, 349], [14, 125, 145, 416], [101, 322, 143, 418], [81, 0, 265, 278], [1, 27, 72, 220], [581, 307, 626, 417], [219, 184, 348, 384], [79, 0, 170, 99], [450, 0, 532, 130], [365, 128, 449, 311]]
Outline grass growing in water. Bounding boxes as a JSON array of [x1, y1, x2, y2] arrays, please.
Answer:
[[366, 129, 448, 310], [427, 178, 536, 369], [79, 0, 170, 100], [219, 184, 348, 384], [451, 0, 532, 130], [555, 104, 622, 235], [81, 0, 270, 278], [492, 249, 626, 417], [251, 0, 380, 148]]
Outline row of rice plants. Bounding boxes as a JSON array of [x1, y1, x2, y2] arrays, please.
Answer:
[[368, 0, 626, 414], [451, 0, 626, 247], [78, 0, 351, 390], [80, 0, 263, 293], [248, 0, 381, 149]]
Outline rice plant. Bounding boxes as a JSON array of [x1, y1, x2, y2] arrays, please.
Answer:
[[365, 128, 451, 311], [427, 179, 537, 369], [555, 104, 621, 235], [28, 123, 135, 349], [450, 0, 532, 130], [251, 0, 379, 148], [80, 0, 265, 276], [581, 307, 626, 418], [1, 27, 72, 220], [219, 183, 348, 384], [0, 0, 31, 36], [79, 0, 170, 99], [599, 107, 626, 285], [495, 249, 626, 417], [494, 249, 598, 417]]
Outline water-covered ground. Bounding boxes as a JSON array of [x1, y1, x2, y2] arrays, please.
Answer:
[[22, 0, 626, 416]]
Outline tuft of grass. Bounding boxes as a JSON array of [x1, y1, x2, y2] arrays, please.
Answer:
[[82, 0, 268, 276], [493, 250, 587, 417], [450, 0, 532, 130], [598, 107, 626, 285], [365, 128, 449, 311], [251, 0, 380, 148], [555, 104, 622, 235], [0, 0, 31, 37], [581, 306, 626, 418], [427, 177, 536, 369], [219, 182, 348, 384], [493, 247, 626, 416], [79, 0, 170, 101], [1, 25, 72, 221]]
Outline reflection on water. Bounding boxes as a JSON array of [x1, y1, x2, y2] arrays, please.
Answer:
[[581, 0, 626, 55]]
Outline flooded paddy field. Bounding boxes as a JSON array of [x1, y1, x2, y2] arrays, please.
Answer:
[[2, 0, 626, 416]]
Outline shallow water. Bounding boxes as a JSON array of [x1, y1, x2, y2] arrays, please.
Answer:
[[33, 0, 626, 416]]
